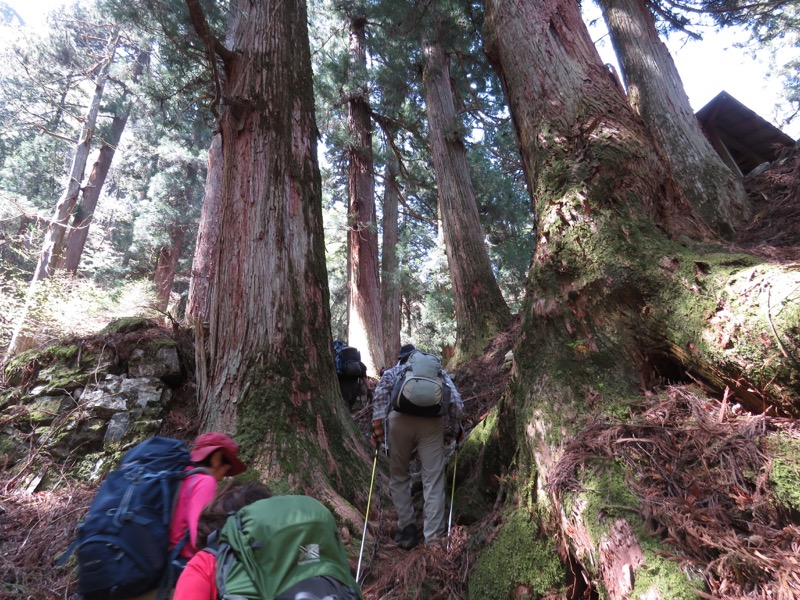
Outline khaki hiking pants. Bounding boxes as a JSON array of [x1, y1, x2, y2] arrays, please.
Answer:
[[387, 411, 446, 543]]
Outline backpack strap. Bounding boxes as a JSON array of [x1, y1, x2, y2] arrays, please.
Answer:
[[55, 538, 78, 567], [154, 533, 188, 600], [388, 364, 411, 413], [56, 467, 209, 569], [155, 467, 213, 600], [215, 542, 240, 599]]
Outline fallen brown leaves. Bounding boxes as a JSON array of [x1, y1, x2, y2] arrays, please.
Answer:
[[550, 385, 800, 599], [0, 485, 93, 599], [735, 144, 800, 261], [360, 526, 477, 600]]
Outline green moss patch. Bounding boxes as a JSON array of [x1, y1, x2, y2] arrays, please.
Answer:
[[99, 317, 155, 335], [443, 406, 515, 526], [468, 509, 565, 599], [631, 550, 704, 600], [768, 435, 800, 512]]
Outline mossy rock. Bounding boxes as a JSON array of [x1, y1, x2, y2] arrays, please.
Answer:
[[0, 430, 28, 466], [35, 363, 90, 392], [27, 395, 73, 425], [100, 317, 157, 335]]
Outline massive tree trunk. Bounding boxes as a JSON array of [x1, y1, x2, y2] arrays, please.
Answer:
[[482, 0, 799, 596], [61, 47, 149, 273], [598, 0, 749, 236], [153, 224, 185, 312], [6, 27, 120, 357], [186, 133, 222, 327], [381, 147, 401, 369], [346, 13, 385, 376], [186, 0, 368, 518], [422, 29, 511, 362]]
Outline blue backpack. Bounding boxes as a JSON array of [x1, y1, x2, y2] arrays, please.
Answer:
[[71, 437, 198, 599]]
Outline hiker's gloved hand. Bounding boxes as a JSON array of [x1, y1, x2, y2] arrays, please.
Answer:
[[371, 419, 384, 449], [455, 425, 465, 445]]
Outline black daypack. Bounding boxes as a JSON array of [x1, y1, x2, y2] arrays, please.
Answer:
[[335, 344, 367, 379], [390, 351, 451, 417], [72, 437, 197, 600]]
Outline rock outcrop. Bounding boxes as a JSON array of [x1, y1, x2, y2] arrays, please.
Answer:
[[0, 318, 193, 489]]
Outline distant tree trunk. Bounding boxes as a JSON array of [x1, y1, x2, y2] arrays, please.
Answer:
[[422, 30, 510, 362], [6, 27, 120, 357], [62, 47, 149, 272], [61, 114, 125, 272], [186, 133, 222, 327], [154, 224, 185, 312], [381, 147, 401, 369], [483, 0, 799, 596], [346, 13, 385, 376], [598, 0, 749, 236], [186, 0, 368, 514], [47, 78, 72, 132], [33, 27, 120, 281]]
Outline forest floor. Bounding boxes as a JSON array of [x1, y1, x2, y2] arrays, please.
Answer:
[[348, 323, 519, 600], [0, 320, 517, 600], [1, 145, 799, 599]]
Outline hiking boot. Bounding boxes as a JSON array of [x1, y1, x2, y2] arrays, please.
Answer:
[[395, 524, 419, 550]]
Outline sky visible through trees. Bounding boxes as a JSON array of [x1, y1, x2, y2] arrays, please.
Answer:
[[9, 0, 799, 138], [586, 4, 800, 137]]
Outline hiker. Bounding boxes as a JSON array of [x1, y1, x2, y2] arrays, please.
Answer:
[[333, 338, 368, 411], [371, 343, 464, 549], [129, 432, 247, 600], [174, 480, 272, 599], [72, 433, 246, 600], [174, 484, 363, 600], [170, 432, 247, 561]]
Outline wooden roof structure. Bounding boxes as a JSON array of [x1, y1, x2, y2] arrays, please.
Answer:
[[696, 91, 797, 176]]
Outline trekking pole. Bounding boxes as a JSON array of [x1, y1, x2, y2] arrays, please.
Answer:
[[356, 446, 379, 583], [447, 443, 459, 544]]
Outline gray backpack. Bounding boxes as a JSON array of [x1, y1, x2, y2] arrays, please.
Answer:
[[390, 351, 451, 417]]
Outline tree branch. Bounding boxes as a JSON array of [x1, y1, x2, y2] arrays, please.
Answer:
[[185, 0, 234, 65], [184, 0, 234, 118]]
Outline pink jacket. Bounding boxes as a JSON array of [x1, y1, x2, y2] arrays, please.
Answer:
[[169, 470, 217, 559]]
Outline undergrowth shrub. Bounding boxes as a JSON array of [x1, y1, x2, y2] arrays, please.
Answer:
[[1, 275, 160, 358]]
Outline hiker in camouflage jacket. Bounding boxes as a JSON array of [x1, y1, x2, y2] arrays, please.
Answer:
[[371, 344, 463, 549]]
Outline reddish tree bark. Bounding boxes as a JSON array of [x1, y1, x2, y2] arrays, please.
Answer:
[[185, 133, 223, 326], [186, 0, 368, 514], [422, 30, 510, 361], [153, 224, 185, 312], [346, 14, 385, 375]]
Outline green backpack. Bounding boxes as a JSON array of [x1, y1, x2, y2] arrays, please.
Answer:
[[215, 495, 363, 600], [390, 350, 451, 417]]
